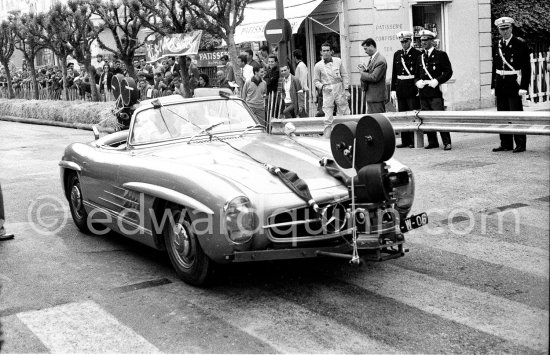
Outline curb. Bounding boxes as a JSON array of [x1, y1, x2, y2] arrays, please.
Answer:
[[0, 115, 116, 133]]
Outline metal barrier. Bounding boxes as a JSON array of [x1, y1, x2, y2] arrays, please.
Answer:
[[270, 110, 550, 147]]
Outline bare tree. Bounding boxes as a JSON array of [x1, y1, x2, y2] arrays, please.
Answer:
[[91, 0, 154, 80], [187, 0, 249, 87], [33, 5, 75, 101], [10, 13, 46, 100], [0, 21, 16, 99], [128, 0, 194, 97], [62, 0, 104, 101]]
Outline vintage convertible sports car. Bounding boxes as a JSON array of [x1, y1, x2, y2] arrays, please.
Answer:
[[59, 92, 427, 285]]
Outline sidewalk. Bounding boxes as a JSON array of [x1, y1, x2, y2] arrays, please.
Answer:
[[478, 100, 550, 112]]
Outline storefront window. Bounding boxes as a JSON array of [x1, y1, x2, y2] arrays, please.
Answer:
[[411, 3, 445, 50], [310, 14, 342, 58]]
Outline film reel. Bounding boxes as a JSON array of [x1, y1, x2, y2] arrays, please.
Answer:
[[354, 114, 395, 168], [111, 74, 139, 108], [330, 122, 357, 169]]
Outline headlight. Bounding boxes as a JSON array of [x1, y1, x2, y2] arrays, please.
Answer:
[[394, 168, 415, 218], [223, 196, 258, 244]]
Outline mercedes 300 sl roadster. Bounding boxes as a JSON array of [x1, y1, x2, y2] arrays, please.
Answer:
[[59, 93, 426, 285]]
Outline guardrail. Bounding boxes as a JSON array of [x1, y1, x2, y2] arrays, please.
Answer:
[[270, 110, 550, 147]]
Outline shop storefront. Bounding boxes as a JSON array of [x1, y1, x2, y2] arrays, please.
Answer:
[[237, 0, 492, 111]]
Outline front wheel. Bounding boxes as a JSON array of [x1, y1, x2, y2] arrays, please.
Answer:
[[163, 204, 213, 286], [67, 173, 109, 235], [68, 173, 91, 234]]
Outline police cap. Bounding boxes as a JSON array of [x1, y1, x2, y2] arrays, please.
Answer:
[[494, 17, 515, 29]]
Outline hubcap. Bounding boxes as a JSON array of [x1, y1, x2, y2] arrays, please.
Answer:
[[70, 184, 83, 218], [172, 222, 193, 267]]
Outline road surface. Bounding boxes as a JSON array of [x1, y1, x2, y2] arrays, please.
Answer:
[[1, 121, 548, 353]]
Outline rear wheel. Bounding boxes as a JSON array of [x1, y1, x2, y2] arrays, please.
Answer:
[[163, 204, 212, 286]]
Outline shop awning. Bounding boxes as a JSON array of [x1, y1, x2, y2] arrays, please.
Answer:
[[234, 0, 324, 44]]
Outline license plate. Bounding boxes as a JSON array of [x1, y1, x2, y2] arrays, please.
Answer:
[[400, 212, 428, 233]]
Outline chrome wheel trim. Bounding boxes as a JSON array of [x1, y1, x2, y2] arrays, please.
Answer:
[[170, 221, 194, 269], [70, 183, 84, 219]]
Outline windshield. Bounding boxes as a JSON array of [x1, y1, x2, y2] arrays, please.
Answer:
[[130, 99, 259, 145]]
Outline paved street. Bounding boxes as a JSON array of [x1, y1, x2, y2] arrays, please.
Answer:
[[0, 120, 549, 353]]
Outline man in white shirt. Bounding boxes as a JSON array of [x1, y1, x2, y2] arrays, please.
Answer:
[[236, 54, 253, 89], [94, 54, 105, 70], [293, 49, 309, 92], [241, 55, 254, 82], [277, 65, 305, 118], [293, 49, 309, 113], [313, 42, 350, 138]]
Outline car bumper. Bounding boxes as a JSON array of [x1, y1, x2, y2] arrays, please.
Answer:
[[225, 232, 406, 263]]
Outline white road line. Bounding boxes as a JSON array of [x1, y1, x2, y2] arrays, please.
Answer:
[[505, 206, 550, 231], [346, 264, 549, 352], [16, 301, 161, 354], [190, 288, 399, 354], [407, 228, 549, 279]]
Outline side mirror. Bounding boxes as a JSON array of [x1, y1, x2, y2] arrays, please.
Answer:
[[283, 122, 296, 136], [92, 125, 100, 140]]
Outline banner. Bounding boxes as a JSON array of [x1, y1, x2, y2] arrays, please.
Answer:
[[145, 30, 203, 63]]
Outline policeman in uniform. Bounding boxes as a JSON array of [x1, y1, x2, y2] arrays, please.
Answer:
[[391, 31, 422, 148], [491, 17, 531, 153], [414, 30, 453, 150]]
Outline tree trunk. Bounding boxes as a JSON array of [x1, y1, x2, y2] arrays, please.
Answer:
[[27, 58, 40, 100], [226, 34, 242, 90], [59, 56, 69, 101], [178, 56, 191, 98], [1, 61, 15, 99], [84, 63, 100, 102]]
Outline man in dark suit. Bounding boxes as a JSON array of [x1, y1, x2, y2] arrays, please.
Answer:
[[165, 56, 181, 76], [264, 55, 280, 95], [414, 30, 454, 150], [359, 38, 387, 114], [391, 31, 422, 148], [276, 65, 306, 118], [0, 184, 14, 241], [491, 17, 531, 153]]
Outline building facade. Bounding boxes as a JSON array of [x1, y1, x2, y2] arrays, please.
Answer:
[[240, 0, 493, 110], [344, 0, 493, 109], [1, 0, 493, 109], [0, 0, 62, 21]]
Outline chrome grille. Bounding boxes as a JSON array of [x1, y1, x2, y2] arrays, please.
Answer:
[[265, 200, 351, 242], [265, 200, 398, 243]]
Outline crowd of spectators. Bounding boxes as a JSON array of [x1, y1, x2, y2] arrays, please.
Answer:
[[0, 48, 307, 122], [0, 54, 216, 101]]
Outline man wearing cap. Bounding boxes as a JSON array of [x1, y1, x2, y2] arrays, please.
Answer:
[[414, 29, 453, 150], [391, 31, 422, 148], [359, 38, 387, 114], [491, 17, 531, 153]]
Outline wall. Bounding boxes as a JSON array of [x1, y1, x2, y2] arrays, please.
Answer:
[[344, 0, 492, 110], [477, 0, 493, 109]]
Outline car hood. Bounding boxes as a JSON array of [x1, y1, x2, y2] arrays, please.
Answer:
[[139, 134, 345, 194]]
